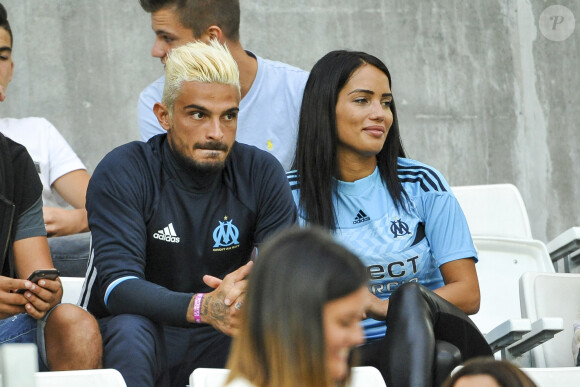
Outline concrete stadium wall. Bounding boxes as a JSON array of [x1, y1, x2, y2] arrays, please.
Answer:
[[0, 0, 578, 243]]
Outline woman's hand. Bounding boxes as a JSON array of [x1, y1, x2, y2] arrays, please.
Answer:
[[364, 290, 389, 320]]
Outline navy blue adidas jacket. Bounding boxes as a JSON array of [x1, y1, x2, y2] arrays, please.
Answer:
[[81, 134, 296, 325]]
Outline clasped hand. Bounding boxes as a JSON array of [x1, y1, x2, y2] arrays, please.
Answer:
[[189, 261, 252, 336]]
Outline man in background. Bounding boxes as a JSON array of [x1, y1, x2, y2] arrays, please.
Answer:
[[138, 0, 308, 170], [0, 4, 91, 276]]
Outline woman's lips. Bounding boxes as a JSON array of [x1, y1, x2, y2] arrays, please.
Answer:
[[363, 125, 385, 137]]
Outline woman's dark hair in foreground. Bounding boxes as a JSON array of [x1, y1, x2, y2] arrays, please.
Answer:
[[442, 357, 537, 387], [226, 226, 368, 387], [292, 49, 407, 230]]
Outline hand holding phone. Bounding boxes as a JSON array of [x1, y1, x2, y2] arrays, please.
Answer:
[[16, 269, 60, 294]]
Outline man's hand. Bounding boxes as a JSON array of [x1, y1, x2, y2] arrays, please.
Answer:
[[19, 277, 62, 319], [187, 261, 253, 336], [43, 207, 87, 237], [0, 276, 28, 319], [364, 290, 389, 321]]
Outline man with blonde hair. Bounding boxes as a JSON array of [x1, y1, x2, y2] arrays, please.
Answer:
[[138, 0, 308, 171], [81, 41, 296, 387]]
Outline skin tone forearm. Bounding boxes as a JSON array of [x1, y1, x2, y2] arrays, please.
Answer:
[[364, 258, 481, 320], [434, 258, 480, 314], [43, 207, 89, 236], [44, 169, 91, 237]]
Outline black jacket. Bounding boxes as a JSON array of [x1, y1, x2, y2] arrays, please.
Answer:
[[0, 133, 43, 276]]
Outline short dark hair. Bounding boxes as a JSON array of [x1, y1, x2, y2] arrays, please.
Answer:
[[139, 0, 240, 41], [0, 3, 13, 46], [293, 50, 407, 230], [442, 357, 537, 387]]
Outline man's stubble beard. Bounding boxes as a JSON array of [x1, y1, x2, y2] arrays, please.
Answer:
[[167, 133, 231, 175]]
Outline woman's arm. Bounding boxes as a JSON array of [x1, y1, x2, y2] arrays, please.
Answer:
[[435, 258, 480, 315]]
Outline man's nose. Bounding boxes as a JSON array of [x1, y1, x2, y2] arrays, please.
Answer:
[[151, 39, 168, 60], [206, 118, 224, 141]]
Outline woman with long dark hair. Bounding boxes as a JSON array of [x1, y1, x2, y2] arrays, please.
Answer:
[[288, 50, 492, 386], [225, 227, 368, 387]]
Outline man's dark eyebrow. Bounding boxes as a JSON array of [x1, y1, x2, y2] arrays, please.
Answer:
[[182, 105, 240, 114], [183, 104, 209, 112], [0, 46, 12, 53], [154, 27, 172, 36]]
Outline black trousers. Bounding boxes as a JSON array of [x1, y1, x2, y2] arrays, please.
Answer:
[[355, 283, 492, 387], [99, 314, 231, 387]]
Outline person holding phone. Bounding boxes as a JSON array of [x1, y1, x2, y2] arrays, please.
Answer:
[[0, 3, 91, 277], [0, 4, 102, 371], [0, 130, 102, 371], [15, 269, 60, 294]]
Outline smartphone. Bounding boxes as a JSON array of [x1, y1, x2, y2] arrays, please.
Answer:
[[16, 269, 60, 294]]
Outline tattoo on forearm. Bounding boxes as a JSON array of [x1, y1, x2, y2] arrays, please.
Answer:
[[202, 292, 229, 325]]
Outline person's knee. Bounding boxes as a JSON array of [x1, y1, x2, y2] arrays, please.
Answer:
[[48, 304, 100, 337], [101, 314, 166, 383], [399, 282, 422, 292], [391, 282, 425, 305], [106, 314, 157, 339], [387, 282, 433, 325], [45, 304, 102, 370], [103, 314, 162, 357]]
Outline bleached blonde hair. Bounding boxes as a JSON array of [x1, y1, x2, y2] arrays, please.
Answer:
[[162, 40, 240, 115]]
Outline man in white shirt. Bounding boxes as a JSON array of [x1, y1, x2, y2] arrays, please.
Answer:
[[0, 15, 90, 276], [138, 0, 309, 171]]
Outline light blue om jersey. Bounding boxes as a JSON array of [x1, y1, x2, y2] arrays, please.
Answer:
[[287, 158, 477, 340]]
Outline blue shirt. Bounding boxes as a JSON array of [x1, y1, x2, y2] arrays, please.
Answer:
[[288, 158, 477, 339]]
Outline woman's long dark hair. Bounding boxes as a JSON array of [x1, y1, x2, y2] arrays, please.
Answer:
[[293, 50, 407, 230]]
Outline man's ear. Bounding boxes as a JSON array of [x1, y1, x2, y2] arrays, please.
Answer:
[[153, 102, 171, 132], [202, 25, 224, 43]]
